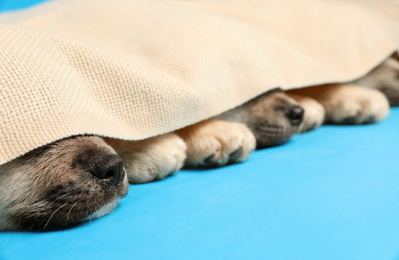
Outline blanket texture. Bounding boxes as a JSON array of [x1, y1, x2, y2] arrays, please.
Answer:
[[0, 0, 398, 164]]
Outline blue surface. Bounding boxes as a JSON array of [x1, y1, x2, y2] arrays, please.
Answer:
[[2, 110, 399, 260], [0, 0, 47, 11], [1, 1, 399, 259]]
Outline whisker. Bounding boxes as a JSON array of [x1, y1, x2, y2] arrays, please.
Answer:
[[43, 203, 68, 229], [67, 202, 78, 220]]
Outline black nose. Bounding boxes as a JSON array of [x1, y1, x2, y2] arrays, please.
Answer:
[[286, 105, 304, 125], [91, 154, 124, 186]]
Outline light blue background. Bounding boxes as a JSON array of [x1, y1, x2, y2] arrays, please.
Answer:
[[1, 1, 399, 259]]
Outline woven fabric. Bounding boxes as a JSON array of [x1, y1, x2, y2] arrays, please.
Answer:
[[0, 0, 397, 164]]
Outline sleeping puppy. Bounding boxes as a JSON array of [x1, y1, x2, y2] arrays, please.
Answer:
[[0, 57, 397, 231], [177, 90, 304, 167], [178, 57, 398, 168], [0, 90, 302, 230]]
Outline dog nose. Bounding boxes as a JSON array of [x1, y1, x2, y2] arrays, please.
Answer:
[[286, 105, 304, 125], [91, 155, 124, 186]]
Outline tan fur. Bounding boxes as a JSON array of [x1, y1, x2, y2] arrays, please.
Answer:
[[105, 133, 186, 184], [288, 84, 389, 125], [288, 57, 398, 129], [0, 57, 398, 231], [176, 120, 256, 167]]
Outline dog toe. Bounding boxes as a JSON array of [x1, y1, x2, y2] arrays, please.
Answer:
[[108, 133, 187, 184], [177, 120, 255, 168]]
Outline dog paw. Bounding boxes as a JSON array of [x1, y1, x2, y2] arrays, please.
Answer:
[[321, 84, 389, 124], [286, 92, 325, 132], [288, 84, 389, 125], [105, 133, 186, 184], [176, 120, 256, 167]]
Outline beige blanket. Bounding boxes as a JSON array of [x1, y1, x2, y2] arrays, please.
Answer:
[[0, 0, 398, 165]]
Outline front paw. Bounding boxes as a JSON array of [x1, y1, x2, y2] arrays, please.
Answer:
[[322, 84, 389, 124], [176, 120, 256, 167], [105, 133, 187, 184]]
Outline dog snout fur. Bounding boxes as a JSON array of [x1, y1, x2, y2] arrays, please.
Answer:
[[0, 136, 129, 230]]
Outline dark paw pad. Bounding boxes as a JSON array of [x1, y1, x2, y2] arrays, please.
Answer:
[[228, 147, 243, 162]]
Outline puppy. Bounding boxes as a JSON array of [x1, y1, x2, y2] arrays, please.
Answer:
[[0, 57, 397, 231], [0, 90, 302, 230], [177, 90, 304, 167], [177, 57, 399, 167]]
